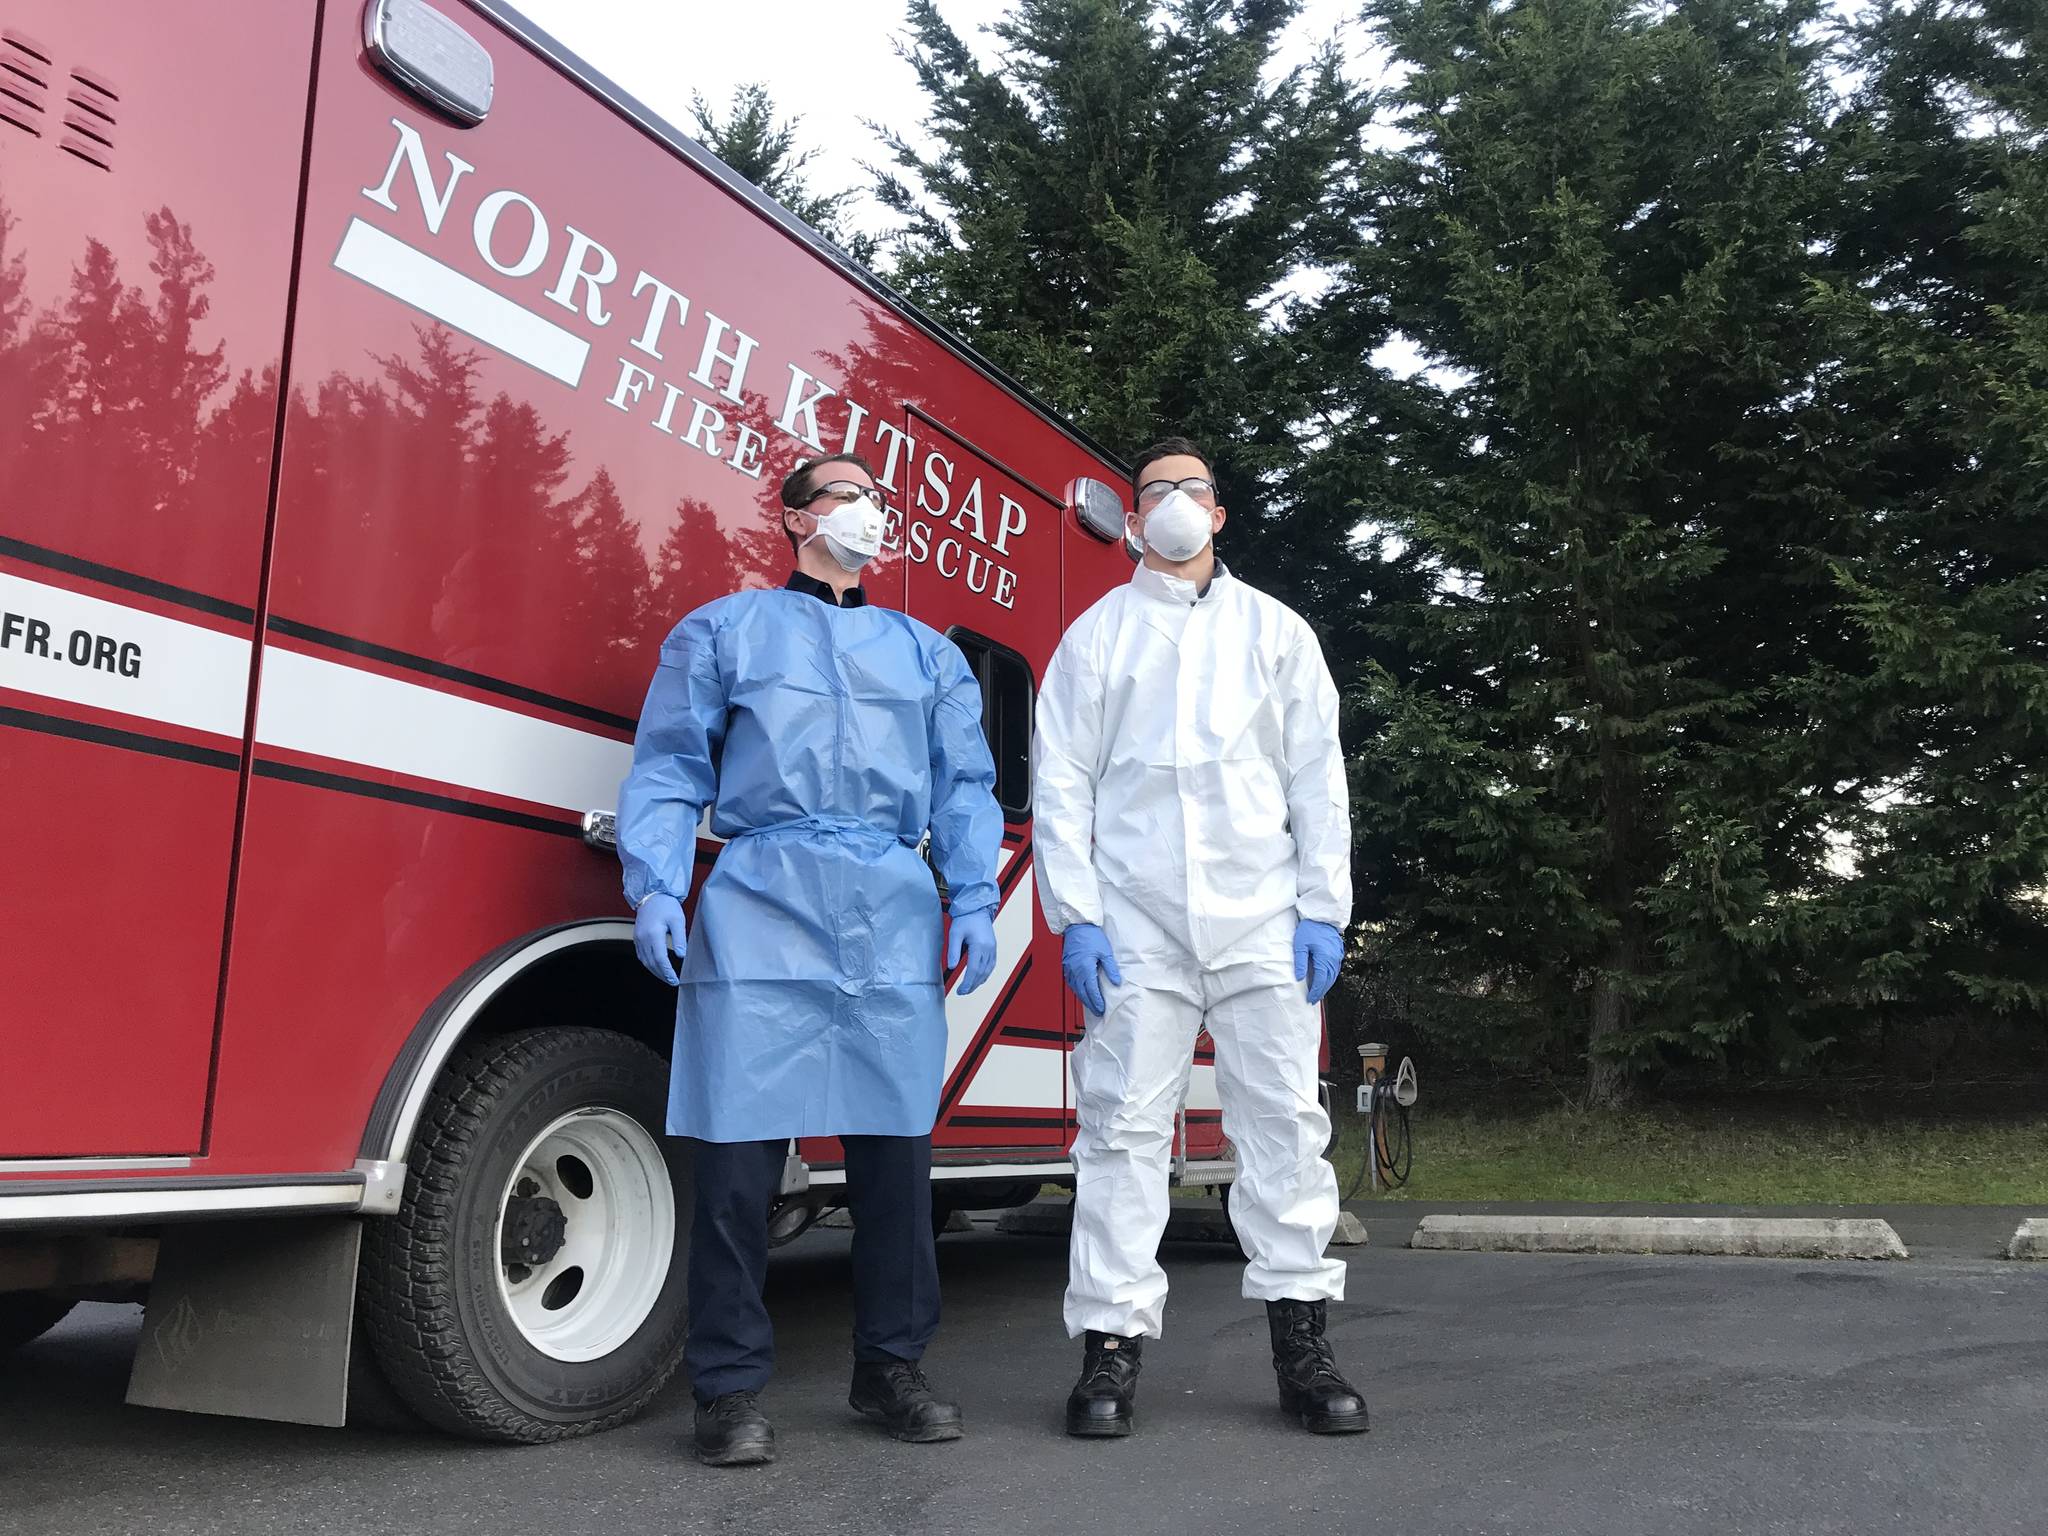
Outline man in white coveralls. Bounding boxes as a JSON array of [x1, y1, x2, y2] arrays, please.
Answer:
[[1032, 436, 1367, 1439]]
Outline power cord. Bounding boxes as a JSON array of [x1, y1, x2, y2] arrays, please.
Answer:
[[1345, 1077, 1414, 1201]]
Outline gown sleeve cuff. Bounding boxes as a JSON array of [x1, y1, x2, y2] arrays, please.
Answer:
[[947, 882, 1000, 918]]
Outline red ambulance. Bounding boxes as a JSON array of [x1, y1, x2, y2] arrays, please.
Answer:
[[0, 0, 1236, 1438]]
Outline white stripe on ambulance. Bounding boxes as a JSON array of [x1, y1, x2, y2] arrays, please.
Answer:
[[0, 571, 251, 738], [254, 644, 631, 814], [3, 573, 1037, 1027]]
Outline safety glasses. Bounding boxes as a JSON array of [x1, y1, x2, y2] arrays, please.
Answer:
[[804, 481, 887, 509], [1135, 477, 1218, 508]]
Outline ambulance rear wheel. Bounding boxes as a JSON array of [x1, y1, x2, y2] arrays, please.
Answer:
[[358, 1027, 691, 1443], [0, 1295, 75, 1355]]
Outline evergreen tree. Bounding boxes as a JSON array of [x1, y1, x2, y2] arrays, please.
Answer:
[[563, 465, 652, 674], [877, 0, 1373, 614], [1798, 0, 2048, 1051], [0, 198, 57, 498], [43, 239, 150, 443], [647, 497, 739, 633], [691, 83, 877, 263], [25, 222, 234, 567], [350, 327, 485, 625], [0, 200, 26, 348], [1329, 0, 1848, 1100], [195, 364, 282, 543], [137, 207, 227, 488], [644, 494, 785, 636]]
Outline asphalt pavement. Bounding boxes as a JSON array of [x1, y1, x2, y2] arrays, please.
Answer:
[[6, 1216, 2046, 1536]]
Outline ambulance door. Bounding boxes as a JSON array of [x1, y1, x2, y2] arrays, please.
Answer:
[[897, 408, 1068, 1152], [0, 1, 315, 1157]]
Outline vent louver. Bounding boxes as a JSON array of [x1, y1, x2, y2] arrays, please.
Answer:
[[60, 65, 114, 169], [0, 30, 49, 137], [0, 33, 115, 167]]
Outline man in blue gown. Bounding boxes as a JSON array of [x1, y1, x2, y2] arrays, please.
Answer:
[[618, 452, 1003, 1466]]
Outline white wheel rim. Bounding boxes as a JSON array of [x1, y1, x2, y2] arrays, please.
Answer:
[[493, 1107, 674, 1363]]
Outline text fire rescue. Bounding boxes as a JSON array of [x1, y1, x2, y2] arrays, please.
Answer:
[[363, 119, 1027, 609]]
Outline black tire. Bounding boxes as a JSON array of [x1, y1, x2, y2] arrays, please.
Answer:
[[345, 1326, 427, 1434], [358, 1027, 691, 1443], [0, 1295, 76, 1356]]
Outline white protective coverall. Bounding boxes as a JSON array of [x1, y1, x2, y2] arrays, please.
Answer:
[[1033, 560, 1352, 1339]]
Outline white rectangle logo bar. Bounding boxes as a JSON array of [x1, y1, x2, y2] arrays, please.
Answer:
[[333, 218, 590, 387], [1061, 1057, 1219, 1112]]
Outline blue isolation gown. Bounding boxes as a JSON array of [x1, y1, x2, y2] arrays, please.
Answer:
[[617, 581, 1003, 1142]]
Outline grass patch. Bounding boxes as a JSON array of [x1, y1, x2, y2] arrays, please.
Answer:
[[1330, 1102, 2048, 1205]]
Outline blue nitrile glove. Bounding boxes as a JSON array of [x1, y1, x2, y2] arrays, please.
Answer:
[[948, 908, 998, 995], [1060, 923, 1123, 1018], [633, 894, 688, 986], [1294, 919, 1344, 1005]]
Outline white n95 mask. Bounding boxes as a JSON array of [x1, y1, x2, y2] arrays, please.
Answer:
[[805, 499, 886, 571], [1141, 488, 1214, 562]]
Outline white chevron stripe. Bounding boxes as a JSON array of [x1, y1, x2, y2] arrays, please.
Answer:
[[1062, 1054, 1220, 1111], [961, 1042, 1064, 1109], [943, 860, 1035, 1079]]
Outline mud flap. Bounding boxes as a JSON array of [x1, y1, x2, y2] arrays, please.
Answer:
[[125, 1217, 362, 1427]]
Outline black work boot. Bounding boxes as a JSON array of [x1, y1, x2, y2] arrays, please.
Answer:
[[1065, 1330, 1142, 1437], [849, 1359, 966, 1443], [693, 1390, 776, 1466], [1267, 1299, 1369, 1433]]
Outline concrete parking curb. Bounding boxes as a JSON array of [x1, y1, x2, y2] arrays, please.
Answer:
[[993, 1202, 1069, 1237], [1409, 1214, 1909, 1259], [2005, 1219, 2047, 1259]]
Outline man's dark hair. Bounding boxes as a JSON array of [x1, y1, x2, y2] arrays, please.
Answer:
[[778, 450, 879, 555], [1131, 436, 1214, 495], [779, 451, 877, 508]]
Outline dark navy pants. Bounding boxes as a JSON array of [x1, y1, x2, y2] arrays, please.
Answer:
[[683, 1134, 941, 1403]]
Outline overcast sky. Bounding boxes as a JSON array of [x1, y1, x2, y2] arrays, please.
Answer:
[[507, 0, 1380, 239]]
